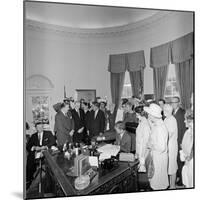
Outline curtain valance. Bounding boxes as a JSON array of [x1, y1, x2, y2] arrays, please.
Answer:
[[127, 50, 146, 72], [171, 32, 193, 64], [108, 53, 126, 73], [150, 42, 171, 68], [108, 50, 145, 73]]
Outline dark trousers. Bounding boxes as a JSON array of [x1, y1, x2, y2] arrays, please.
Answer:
[[26, 154, 36, 184], [177, 148, 184, 185], [73, 131, 83, 143], [82, 129, 91, 145]]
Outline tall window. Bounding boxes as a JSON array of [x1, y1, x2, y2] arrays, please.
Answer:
[[122, 71, 132, 98], [164, 63, 180, 100]]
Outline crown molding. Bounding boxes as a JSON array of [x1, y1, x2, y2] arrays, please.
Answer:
[[25, 11, 176, 39]]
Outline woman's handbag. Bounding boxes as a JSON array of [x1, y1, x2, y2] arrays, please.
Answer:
[[145, 151, 154, 179]]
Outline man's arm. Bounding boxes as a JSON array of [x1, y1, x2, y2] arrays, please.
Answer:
[[26, 134, 35, 153], [120, 134, 131, 153], [99, 111, 106, 134], [45, 131, 56, 148], [71, 118, 75, 131], [114, 134, 120, 146], [55, 114, 67, 134]]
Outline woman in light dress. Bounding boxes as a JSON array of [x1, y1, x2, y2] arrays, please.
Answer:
[[163, 104, 178, 189], [180, 109, 193, 188], [144, 103, 169, 190], [135, 106, 151, 172]]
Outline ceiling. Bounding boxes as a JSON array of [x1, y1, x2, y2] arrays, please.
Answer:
[[25, 2, 161, 29]]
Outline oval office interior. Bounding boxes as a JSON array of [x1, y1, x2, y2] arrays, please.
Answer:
[[24, 1, 194, 199]]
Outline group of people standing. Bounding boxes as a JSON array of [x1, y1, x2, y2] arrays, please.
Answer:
[[26, 94, 193, 192], [113, 94, 193, 190], [54, 99, 113, 146], [133, 96, 193, 190]]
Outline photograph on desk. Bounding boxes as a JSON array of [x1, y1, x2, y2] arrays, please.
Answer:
[[24, 0, 194, 199]]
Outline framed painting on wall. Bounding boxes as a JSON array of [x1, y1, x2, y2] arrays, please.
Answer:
[[26, 91, 53, 130], [75, 89, 96, 102]]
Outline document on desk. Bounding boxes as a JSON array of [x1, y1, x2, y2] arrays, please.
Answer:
[[89, 156, 99, 167], [97, 144, 120, 161], [35, 152, 43, 159]]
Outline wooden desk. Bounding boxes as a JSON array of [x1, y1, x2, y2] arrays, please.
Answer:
[[44, 151, 139, 197]]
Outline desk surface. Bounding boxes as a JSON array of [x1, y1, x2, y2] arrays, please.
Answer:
[[44, 150, 139, 196]]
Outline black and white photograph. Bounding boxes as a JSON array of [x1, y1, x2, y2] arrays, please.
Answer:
[[23, 0, 194, 199]]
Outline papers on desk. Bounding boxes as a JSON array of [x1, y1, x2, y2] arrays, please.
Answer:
[[51, 146, 58, 151], [97, 144, 120, 161], [96, 136, 105, 141], [119, 153, 135, 162], [89, 156, 99, 167], [35, 152, 43, 159]]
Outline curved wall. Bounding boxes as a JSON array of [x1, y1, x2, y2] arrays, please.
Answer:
[[25, 11, 193, 120]]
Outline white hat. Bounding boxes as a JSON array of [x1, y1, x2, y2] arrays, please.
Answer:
[[144, 103, 162, 118]]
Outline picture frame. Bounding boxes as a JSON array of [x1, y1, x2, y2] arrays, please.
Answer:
[[75, 89, 96, 102]]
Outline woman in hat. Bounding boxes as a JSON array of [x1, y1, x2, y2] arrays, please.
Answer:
[[144, 103, 169, 190], [180, 110, 193, 188], [135, 105, 151, 172], [163, 104, 178, 189]]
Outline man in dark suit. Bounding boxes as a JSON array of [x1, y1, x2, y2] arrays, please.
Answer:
[[81, 102, 91, 144], [89, 101, 105, 138], [171, 96, 187, 186], [54, 102, 74, 146], [71, 101, 85, 143], [114, 121, 131, 153], [158, 98, 166, 120], [26, 121, 56, 189]]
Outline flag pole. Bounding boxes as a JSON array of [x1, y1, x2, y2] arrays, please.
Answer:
[[64, 85, 66, 98]]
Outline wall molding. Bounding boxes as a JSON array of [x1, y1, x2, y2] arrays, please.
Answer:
[[26, 74, 54, 90], [26, 11, 175, 39]]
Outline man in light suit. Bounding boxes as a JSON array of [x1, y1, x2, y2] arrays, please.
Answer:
[[26, 121, 56, 189], [54, 102, 74, 146], [89, 101, 105, 138], [114, 121, 131, 153], [171, 96, 187, 186]]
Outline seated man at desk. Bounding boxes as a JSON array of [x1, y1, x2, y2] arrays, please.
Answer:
[[26, 120, 56, 189], [114, 121, 131, 153]]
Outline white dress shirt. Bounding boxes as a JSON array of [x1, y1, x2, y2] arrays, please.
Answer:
[[120, 132, 124, 139], [173, 107, 179, 115], [75, 108, 80, 117], [38, 131, 44, 146], [94, 109, 99, 119]]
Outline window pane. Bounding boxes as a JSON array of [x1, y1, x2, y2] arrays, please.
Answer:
[[122, 72, 132, 98], [164, 63, 180, 100]]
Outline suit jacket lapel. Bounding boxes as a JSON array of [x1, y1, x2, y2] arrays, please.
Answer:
[[41, 131, 45, 146], [60, 111, 66, 118], [36, 132, 40, 146], [42, 132, 50, 146], [121, 132, 126, 145], [95, 110, 99, 120]]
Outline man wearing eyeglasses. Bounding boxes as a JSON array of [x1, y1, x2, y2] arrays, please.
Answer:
[[171, 96, 186, 186]]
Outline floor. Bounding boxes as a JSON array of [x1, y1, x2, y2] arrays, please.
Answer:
[[26, 169, 56, 199]]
